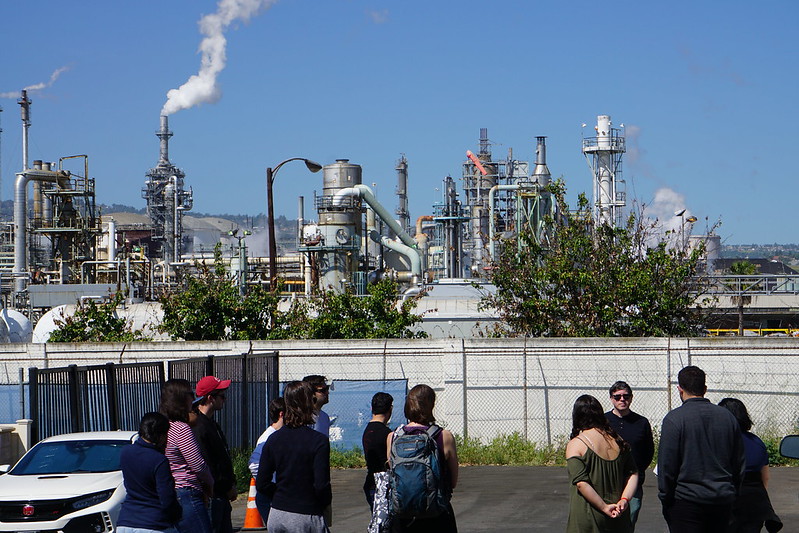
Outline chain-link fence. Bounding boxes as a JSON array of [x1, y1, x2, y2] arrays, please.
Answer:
[[6, 338, 799, 447]]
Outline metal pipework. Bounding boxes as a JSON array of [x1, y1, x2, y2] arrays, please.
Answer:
[[333, 184, 417, 250], [488, 184, 520, 262], [14, 168, 71, 293], [415, 215, 433, 277], [369, 230, 421, 283]]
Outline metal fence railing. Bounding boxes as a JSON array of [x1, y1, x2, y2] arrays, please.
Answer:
[[29, 361, 165, 442], [28, 352, 279, 446], [168, 352, 279, 448]]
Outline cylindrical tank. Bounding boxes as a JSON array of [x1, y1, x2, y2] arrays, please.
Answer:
[[322, 159, 362, 196], [318, 160, 363, 292]]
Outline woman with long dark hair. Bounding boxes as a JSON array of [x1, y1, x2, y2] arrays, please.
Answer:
[[257, 380, 331, 533], [719, 398, 782, 533], [159, 379, 214, 533], [566, 395, 638, 533], [386, 384, 458, 533]]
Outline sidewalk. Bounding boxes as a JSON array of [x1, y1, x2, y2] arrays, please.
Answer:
[[233, 466, 799, 531]]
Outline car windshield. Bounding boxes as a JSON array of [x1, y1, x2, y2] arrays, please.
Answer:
[[10, 440, 131, 475]]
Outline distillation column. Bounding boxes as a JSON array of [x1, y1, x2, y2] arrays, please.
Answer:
[[582, 115, 626, 227], [394, 155, 410, 237], [142, 115, 193, 264]]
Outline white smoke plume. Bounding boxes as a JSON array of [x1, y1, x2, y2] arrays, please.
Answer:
[[642, 187, 695, 246], [162, 0, 276, 115], [0, 66, 71, 98]]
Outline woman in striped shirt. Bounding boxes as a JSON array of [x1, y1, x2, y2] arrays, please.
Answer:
[[159, 379, 214, 533]]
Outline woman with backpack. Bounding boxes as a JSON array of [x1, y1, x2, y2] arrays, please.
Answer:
[[386, 383, 458, 533], [257, 380, 332, 533], [565, 395, 638, 533]]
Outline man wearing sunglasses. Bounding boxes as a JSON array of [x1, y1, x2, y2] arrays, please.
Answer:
[[303, 375, 331, 437], [193, 375, 236, 533], [605, 381, 654, 530]]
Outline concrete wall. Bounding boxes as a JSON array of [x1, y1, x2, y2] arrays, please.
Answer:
[[3, 337, 798, 446]]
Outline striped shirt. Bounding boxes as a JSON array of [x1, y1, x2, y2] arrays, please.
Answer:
[[165, 420, 214, 493]]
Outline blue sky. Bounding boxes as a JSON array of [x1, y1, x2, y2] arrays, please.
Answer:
[[1, 0, 796, 244]]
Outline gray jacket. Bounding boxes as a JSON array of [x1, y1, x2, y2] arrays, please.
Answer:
[[657, 397, 746, 506]]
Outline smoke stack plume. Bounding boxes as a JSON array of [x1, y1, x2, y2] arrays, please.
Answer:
[[161, 0, 276, 116]]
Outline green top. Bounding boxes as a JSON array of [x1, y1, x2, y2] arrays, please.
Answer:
[[566, 446, 636, 533]]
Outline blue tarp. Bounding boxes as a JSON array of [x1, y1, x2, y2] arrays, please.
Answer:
[[326, 379, 407, 450]]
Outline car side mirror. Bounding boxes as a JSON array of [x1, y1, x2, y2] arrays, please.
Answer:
[[779, 435, 799, 459]]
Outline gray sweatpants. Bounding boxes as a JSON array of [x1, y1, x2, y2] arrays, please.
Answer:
[[266, 508, 329, 533]]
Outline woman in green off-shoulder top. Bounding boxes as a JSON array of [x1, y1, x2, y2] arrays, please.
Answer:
[[565, 395, 639, 533]]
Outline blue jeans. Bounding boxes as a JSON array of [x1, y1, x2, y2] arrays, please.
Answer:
[[176, 487, 212, 533]]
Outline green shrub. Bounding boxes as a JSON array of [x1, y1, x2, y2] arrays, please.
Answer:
[[456, 432, 567, 466], [331, 446, 367, 468], [231, 447, 254, 493]]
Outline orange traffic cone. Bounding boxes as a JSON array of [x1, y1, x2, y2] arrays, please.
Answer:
[[242, 477, 266, 530]]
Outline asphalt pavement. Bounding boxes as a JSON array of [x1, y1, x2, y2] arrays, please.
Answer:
[[233, 466, 799, 532]]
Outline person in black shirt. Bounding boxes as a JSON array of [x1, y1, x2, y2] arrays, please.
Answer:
[[362, 392, 393, 508], [192, 375, 236, 533], [605, 381, 654, 530]]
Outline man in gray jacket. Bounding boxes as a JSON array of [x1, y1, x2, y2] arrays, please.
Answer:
[[657, 365, 745, 533]]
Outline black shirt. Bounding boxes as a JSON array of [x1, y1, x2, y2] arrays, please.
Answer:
[[192, 411, 235, 498], [605, 409, 655, 484], [362, 420, 391, 491], [257, 425, 332, 516]]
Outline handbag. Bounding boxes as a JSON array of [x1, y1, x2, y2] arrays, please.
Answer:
[[367, 471, 392, 533]]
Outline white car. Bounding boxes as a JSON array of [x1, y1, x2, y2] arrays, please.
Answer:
[[0, 430, 138, 533]]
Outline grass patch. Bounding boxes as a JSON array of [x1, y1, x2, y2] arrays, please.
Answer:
[[456, 432, 567, 466]]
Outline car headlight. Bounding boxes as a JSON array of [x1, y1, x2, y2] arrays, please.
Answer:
[[72, 489, 115, 510]]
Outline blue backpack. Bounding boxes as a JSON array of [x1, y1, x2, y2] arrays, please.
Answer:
[[388, 425, 450, 519]]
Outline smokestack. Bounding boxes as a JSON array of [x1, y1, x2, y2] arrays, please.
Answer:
[[157, 115, 172, 166], [532, 136, 551, 187]]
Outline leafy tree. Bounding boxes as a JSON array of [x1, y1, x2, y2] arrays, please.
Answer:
[[729, 260, 758, 275], [291, 278, 427, 339], [159, 246, 426, 340], [49, 293, 150, 342], [159, 246, 284, 341], [482, 184, 710, 337]]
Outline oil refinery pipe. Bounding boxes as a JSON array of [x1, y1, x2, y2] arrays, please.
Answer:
[[14, 169, 72, 294], [415, 215, 433, 274], [334, 184, 418, 250], [488, 184, 520, 262], [369, 230, 421, 283]]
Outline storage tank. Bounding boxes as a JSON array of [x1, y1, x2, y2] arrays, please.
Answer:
[[2, 309, 32, 343], [317, 160, 363, 291]]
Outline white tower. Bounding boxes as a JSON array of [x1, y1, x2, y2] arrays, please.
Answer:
[[582, 115, 626, 226]]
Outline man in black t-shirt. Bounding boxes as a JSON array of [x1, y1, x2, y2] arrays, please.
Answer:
[[605, 380, 654, 530], [361, 392, 393, 508]]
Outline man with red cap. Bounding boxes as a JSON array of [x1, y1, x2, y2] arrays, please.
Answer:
[[193, 375, 236, 533]]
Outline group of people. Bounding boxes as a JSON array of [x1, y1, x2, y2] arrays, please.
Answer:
[[117, 375, 237, 533], [567, 366, 782, 533], [112, 365, 778, 533]]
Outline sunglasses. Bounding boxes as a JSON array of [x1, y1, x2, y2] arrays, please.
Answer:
[[315, 386, 330, 393], [612, 393, 632, 401], [212, 393, 227, 400]]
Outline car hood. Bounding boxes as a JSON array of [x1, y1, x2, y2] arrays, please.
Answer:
[[0, 472, 122, 500]]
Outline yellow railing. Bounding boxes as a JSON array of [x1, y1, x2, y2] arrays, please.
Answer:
[[706, 328, 799, 337]]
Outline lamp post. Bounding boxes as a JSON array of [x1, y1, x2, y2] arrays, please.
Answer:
[[267, 158, 323, 291]]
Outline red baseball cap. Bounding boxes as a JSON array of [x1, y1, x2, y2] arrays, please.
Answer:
[[195, 375, 231, 398]]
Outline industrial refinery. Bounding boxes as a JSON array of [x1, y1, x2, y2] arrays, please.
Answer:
[[2, 89, 795, 340]]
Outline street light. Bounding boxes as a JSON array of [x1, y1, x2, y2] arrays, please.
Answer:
[[267, 158, 323, 291]]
